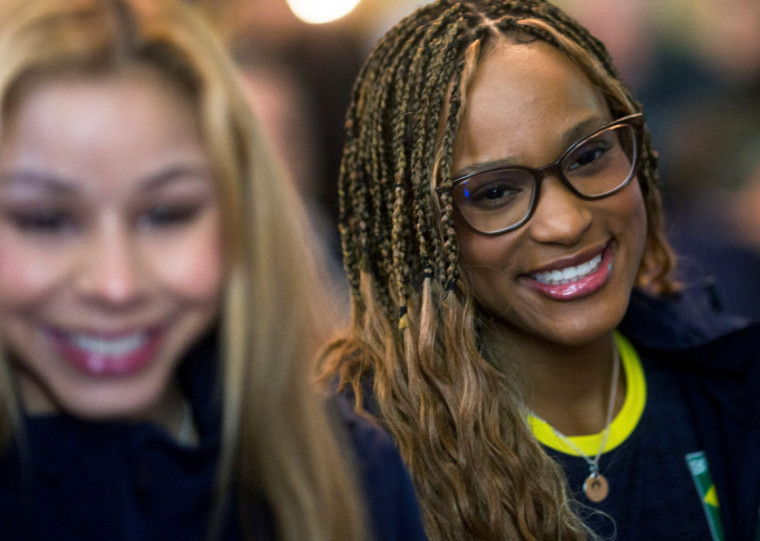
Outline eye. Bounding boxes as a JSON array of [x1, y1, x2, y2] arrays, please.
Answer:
[[459, 172, 530, 211], [137, 203, 203, 230], [6, 208, 77, 234], [565, 135, 615, 175], [467, 183, 519, 208]]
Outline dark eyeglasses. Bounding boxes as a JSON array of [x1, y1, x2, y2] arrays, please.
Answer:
[[442, 113, 644, 235]]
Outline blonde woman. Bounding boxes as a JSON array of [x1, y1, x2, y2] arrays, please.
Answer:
[[0, 0, 426, 539], [321, 0, 760, 539]]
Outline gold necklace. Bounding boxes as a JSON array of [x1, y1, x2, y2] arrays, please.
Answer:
[[531, 345, 620, 502]]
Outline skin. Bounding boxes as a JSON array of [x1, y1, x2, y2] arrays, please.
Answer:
[[0, 65, 223, 436], [452, 39, 647, 434]]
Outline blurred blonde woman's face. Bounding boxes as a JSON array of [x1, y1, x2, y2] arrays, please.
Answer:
[[0, 65, 223, 422]]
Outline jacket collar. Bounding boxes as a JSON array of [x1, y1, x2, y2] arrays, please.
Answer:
[[13, 328, 223, 482], [620, 280, 752, 352]]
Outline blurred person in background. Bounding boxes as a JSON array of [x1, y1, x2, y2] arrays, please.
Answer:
[[0, 0, 427, 539], [319, 0, 760, 539]]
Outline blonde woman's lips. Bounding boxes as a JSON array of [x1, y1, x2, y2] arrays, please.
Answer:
[[48, 327, 163, 377]]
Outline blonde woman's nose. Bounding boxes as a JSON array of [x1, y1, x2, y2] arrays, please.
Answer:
[[76, 223, 144, 307]]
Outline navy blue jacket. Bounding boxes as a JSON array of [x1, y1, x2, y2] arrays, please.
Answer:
[[620, 284, 760, 541], [346, 283, 760, 540], [0, 333, 428, 540]]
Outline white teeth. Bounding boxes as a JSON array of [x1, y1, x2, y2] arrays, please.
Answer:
[[531, 253, 603, 285], [562, 267, 577, 281], [70, 332, 147, 356]]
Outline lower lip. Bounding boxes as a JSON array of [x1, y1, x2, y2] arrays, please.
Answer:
[[523, 243, 613, 301], [48, 329, 163, 377]]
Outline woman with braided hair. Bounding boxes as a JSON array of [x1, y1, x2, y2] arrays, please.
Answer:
[[320, 0, 760, 539]]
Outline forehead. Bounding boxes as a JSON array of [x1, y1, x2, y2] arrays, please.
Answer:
[[0, 64, 208, 196], [452, 38, 610, 172], [4, 63, 194, 131]]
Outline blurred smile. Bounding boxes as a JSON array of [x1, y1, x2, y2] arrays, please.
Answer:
[[47, 326, 164, 377]]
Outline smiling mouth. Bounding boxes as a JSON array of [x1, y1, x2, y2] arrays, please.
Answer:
[[49, 327, 163, 376], [68, 332, 148, 356], [528, 252, 603, 285]]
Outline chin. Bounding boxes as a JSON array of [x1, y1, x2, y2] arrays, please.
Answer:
[[547, 307, 628, 348], [45, 375, 173, 423]]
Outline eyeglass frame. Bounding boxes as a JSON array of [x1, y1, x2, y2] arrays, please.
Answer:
[[438, 113, 645, 236]]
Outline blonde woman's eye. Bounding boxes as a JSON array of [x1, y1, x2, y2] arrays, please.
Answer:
[[6, 208, 77, 234], [139, 204, 202, 229]]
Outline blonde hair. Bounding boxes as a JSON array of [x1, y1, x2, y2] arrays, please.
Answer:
[[0, 1, 367, 539], [320, 0, 678, 539]]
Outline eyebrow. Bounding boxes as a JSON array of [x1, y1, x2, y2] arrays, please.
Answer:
[[138, 165, 213, 191], [0, 164, 212, 194], [0, 170, 78, 194], [452, 115, 610, 180]]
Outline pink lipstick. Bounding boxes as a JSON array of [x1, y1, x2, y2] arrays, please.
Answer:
[[48, 327, 163, 377], [523, 242, 613, 300]]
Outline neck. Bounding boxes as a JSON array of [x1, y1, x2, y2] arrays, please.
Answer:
[[485, 324, 624, 436], [144, 378, 196, 444]]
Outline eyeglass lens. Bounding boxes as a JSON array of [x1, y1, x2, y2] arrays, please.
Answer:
[[453, 123, 637, 234]]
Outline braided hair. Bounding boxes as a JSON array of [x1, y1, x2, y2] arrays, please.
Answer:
[[321, 1, 677, 539]]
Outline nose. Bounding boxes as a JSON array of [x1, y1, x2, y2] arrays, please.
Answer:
[[76, 220, 144, 307], [528, 175, 591, 245]]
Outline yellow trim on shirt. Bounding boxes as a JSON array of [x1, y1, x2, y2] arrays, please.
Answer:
[[527, 332, 646, 456]]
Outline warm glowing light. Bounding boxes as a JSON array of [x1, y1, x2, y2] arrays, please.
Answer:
[[285, 0, 362, 24]]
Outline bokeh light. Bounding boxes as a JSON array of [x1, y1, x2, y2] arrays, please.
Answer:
[[285, 0, 362, 24]]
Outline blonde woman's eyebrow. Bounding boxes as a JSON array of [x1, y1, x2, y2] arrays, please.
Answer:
[[138, 164, 213, 192], [0, 170, 78, 194]]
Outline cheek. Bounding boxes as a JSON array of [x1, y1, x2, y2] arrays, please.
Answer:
[[146, 217, 224, 304], [455, 223, 520, 306], [0, 233, 69, 307], [456, 220, 519, 275], [626, 184, 649, 258], [456, 220, 491, 269]]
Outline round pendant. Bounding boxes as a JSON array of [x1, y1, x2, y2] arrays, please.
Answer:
[[583, 473, 609, 502]]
